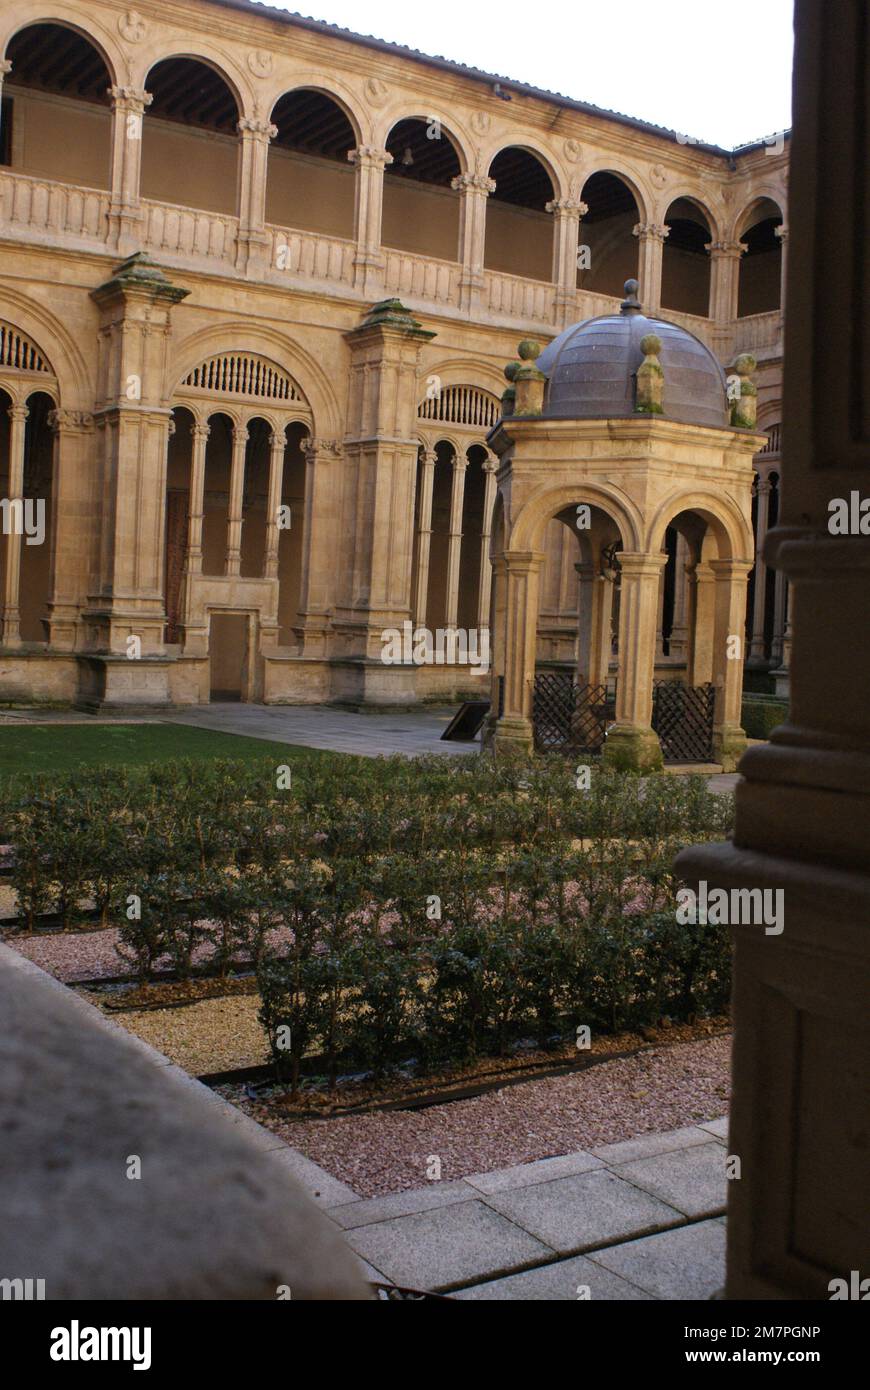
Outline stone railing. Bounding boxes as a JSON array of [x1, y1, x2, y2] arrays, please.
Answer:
[[0, 169, 110, 245], [383, 246, 459, 305], [141, 198, 239, 267], [732, 310, 783, 357], [484, 268, 554, 324], [265, 224, 355, 289]]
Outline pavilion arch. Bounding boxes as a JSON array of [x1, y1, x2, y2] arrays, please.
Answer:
[[168, 323, 340, 437], [509, 480, 643, 554], [377, 107, 472, 176], [646, 490, 753, 561], [580, 163, 651, 226], [484, 144, 558, 282], [483, 138, 563, 200]]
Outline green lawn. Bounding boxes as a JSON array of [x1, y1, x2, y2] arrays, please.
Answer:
[[0, 722, 348, 780]]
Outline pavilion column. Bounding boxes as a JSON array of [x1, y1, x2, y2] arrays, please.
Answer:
[[444, 452, 467, 630], [706, 239, 746, 357], [574, 561, 597, 684], [710, 558, 751, 770], [547, 197, 587, 327], [412, 448, 437, 626], [108, 86, 153, 254], [348, 146, 392, 297], [1, 404, 28, 647], [669, 533, 690, 661], [294, 437, 342, 657], [748, 476, 772, 662], [236, 118, 277, 276], [687, 559, 716, 685], [45, 409, 95, 649], [655, 562, 667, 660], [452, 173, 496, 315], [633, 222, 669, 315], [476, 455, 498, 635], [225, 423, 247, 576], [492, 550, 543, 752], [603, 551, 666, 771]]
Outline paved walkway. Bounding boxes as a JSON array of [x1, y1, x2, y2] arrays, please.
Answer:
[[322, 1117, 729, 1298], [166, 702, 478, 758]]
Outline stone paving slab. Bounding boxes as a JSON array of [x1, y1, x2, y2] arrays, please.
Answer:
[[586, 1219, 727, 1300], [344, 1198, 553, 1290], [267, 1147, 360, 1208], [167, 703, 476, 759], [328, 1180, 480, 1229], [699, 1115, 729, 1139], [612, 1141, 728, 1219], [590, 1124, 722, 1166], [463, 1149, 603, 1194], [453, 1254, 654, 1301], [482, 1169, 683, 1255]]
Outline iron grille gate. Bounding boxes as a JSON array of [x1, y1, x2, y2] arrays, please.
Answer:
[[531, 674, 716, 762], [532, 673, 615, 754], [651, 681, 716, 763]]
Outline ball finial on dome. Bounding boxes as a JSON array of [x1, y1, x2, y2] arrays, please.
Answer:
[[620, 279, 642, 315]]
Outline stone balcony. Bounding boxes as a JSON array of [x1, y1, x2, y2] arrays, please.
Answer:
[[0, 167, 783, 357]]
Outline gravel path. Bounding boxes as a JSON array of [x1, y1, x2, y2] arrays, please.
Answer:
[[7, 926, 126, 982], [232, 1035, 731, 1198]]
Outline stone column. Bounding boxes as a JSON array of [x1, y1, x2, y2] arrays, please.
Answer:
[[775, 224, 788, 317], [710, 558, 751, 770], [1, 404, 28, 647], [492, 551, 543, 752], [348, 146, 393, 297], [547, 197, 587, 326], [236, 117, 277, 276], [669, 533, 690, 661], [295, 437, 342, 657], [412, 448, 437, 627], [633, 223, 669, 315], [679, 1, 870, 1298], [452, 173, 496, 315], [263, 430, 286, 580], [444, 451, 467, 630], [706, 239, 746, 357], [45, 409, 95, 649], [477, 455, 498, 634], [604, 551, 667, 771], [748, 476, 772, 662], [574, 561, 597, 684], [687, 558, 716, 685], [184, 423, 210, 578], [108, 87, 153, 253], [225, 423, 248, 576]]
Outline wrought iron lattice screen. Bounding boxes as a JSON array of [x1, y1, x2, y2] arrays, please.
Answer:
[[651, 681, 716, 763], [532, 673, 615, 753]]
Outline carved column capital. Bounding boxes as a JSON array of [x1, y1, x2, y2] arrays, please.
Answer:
[[348, 145, 393, 171], [109, 85, 153, 113], [237, 117, 278, 142], [633, 221, 670, 242], [452, 172, 497, 195], [546, 197, 588, 219]]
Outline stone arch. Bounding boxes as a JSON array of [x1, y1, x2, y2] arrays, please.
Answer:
[[510, 480, 643, 553], [578, 162, 651, 225], [483, 138, 563, 199], [417, 382, 500, 433], [267, 80, 364, 148], [138, 43, 248, 118], [1, 10, 121, 87], [731, 193, 785, 243], [380, 109, 471, 177], [645, 489, 753, 561], [0, 288, 89, 405]]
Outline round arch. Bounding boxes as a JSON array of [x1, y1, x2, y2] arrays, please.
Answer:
[[0, 288, 90, 405], [731, 193, 785, 243], [382, 110, 469, 178], [645, 489, 753, 560], [1, 11, 121, 86], [267, 80, 364, 147], [137, 43, 248, 117], [483, 139, 563, 200], [510, 480, 643, 553], [578, 163, 651, 224]]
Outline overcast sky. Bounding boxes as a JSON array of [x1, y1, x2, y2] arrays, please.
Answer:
[[259, 1, 794, 149]]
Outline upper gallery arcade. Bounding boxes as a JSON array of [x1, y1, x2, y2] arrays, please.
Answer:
[[0, 0, 788, 709]]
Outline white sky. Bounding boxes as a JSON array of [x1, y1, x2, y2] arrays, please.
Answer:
[[258, 1, 793, 149]]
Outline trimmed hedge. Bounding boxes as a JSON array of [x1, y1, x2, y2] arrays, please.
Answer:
[[741, 694, 789, 740]]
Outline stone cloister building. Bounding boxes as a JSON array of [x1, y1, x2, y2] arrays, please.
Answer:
[[0, 0, 787, 709]]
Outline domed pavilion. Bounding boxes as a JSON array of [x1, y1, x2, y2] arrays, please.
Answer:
[[484, 280, 765, 772]]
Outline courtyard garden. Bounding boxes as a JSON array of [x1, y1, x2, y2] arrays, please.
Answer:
[[0, 729, 734, 1195]]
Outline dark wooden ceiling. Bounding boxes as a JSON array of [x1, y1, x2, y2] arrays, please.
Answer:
[[145, 58, 238, 133], [385, 118, 461, 186], [272, 90, 356, 160], [580, 171, 639, 222], [489, 147, 554, 209], [6, 23, 111, 105]]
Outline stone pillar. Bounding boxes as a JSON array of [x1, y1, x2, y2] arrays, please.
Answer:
[[452, 173, 496, 315], [336, 299, 436, 702], [444, 451, 467, 629], [225, 424, 248, 576], [633, 222, 669, 315], [678, 0, 870, 1300], [603, 551, 666, 771], [669, 533, 690, 661], [748, 476, 772, 662], [413, 448, 437, 626], [655, 561, 667, 660], [45, 409, 95, 649], [574, 561, 596, 684], [294, 437, 342, 657], [547, 197, 587, 326], [477, 455, 498, 634], [770, 565, 787, 665], [707, 239, 746, 357], [108, 87, 153, 254], [775, 223, 788, 318], [1, 404, 28, 647], [687, 558, 716, 685], [236, 117, 277, 276], [184, 423, 210, 578], [263, 430, 286, 580], [348, 147, 392, 297], [492, 551, 543, 752], [711, 558, 751, 770]]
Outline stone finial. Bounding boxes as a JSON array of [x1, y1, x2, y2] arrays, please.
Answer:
[[730, 352, 758, 428], [635, 333, 664, 415], [620, 279, 642, 315], [501, 359, 520, 416], [513, 340, 546, 416]]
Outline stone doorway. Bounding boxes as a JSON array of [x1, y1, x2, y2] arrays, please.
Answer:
[[209, 612, 249, 702]]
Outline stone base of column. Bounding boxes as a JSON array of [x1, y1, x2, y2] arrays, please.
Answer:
[[43, 605, 81, 651], [328, 658, 420, 707], [713, 723, 748, 772], [235, 228, 272, 278], [74, 653, 176, 712], [492, 715, 534, 754], [603, 724, 664, 773], [770, 665, 791, 699], [294, 615, 331, 660], [352, 251, 385, 298]]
